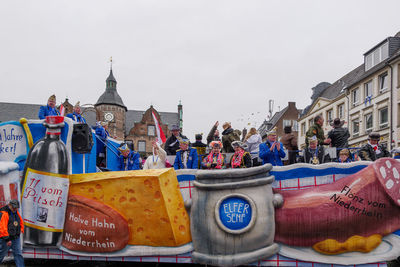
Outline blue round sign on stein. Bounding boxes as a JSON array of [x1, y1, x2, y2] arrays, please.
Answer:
[[218, 196, 252, 230]]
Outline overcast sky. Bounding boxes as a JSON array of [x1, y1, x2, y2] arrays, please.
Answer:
[[1, 0, 400, 140]]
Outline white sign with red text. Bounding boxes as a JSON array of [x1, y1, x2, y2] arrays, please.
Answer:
[[22, 168, 69, 231]]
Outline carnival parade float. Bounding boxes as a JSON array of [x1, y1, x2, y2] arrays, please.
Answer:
[[0, 116, 399, 266]]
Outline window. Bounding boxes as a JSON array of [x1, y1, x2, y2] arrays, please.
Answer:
[[365, 54, 373, 70], [337, 104, 344, 119], [147, 125, 155, 136], [283, 119, 291, 127], [379, 72, 388, 92], [379, 108, 388, 128], [364, 113, 373, 132], [301, 122, 306, 136], [292, 120, 299, 131], [309, 119, 313, 127], [365, 41, 389, 71], [352, 119, 359, 136], [138, 141, 146, 152], [326, 109, 333, 124], [352, 88, 359, 106], [364, 80, 373, 97]]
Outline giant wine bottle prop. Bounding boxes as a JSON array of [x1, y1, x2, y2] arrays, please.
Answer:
[[21, 116, 69, 247]]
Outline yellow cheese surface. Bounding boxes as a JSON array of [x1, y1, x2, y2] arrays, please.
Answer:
[[69, 168, 191, 247]]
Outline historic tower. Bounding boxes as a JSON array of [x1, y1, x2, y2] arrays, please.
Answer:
[[95, 68, 127, 140]]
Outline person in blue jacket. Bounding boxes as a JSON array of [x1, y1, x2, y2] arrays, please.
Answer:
[[118, 143, 140, 171], [38, 94, 60, 119], [174, 138, 198, 170], [66, 101, 86, 123], [259, 127, 286, 166], [95, 121, 110, 167]]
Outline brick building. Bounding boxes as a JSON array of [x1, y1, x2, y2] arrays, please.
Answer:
[[258, 102, 301, 140]]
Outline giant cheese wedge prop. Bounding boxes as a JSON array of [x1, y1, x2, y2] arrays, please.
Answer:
[[63, 168, 191, 252]]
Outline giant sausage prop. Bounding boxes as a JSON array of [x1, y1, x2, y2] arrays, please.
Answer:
[[275, 158, 400, 254]]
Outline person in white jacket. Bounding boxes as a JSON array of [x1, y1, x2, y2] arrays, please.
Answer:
[[143, 141, 167, 169], [244, 128, 262, 166]]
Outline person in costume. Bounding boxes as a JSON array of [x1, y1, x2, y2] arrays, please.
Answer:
[[305, 115, 331, 147], [66, 101, 86, 123], [259, 127, 286, 166], [165, 125, 188, 155], [94, 121, 110, 167], [280, 126, 298, 165], [337, 149, 352, 163], [38, 94, 60, 119], [202, 141, 225, 169], [328, 118, 350, 149], [118, 143, 140, 171], [229, 141, 252, 168], [244, 127, 263, 166], [207, 121, 221, 145], [192, 133, 207, 168], [221, 122, 241, 153], [0, 200, 24, 267], [173, 138, 198, 170], [358, 132, 390, 161], [143, 140, 167, 169], [299, 136, 331, 164]]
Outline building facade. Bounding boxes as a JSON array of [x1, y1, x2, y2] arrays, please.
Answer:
[[298, 31, 400, 151]]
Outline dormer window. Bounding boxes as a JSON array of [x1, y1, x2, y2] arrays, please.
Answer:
[[365, 41, 389, 71]]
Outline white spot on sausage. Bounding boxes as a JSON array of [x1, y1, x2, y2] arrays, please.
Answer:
[[386, 160, 392, 168], [398, 199, 400, 205], [386, 179, 394, 189], [393, 168, 399, 179], [380, 167, 387, 179]]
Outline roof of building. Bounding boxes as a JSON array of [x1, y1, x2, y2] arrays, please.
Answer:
[[0, 102, 42, 122], [95, 69, 126, 109], [258, 106, 292, 137], [125, 109, 179, 135]]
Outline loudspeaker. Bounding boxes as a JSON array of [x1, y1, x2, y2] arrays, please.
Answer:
[[72, 123, 94, 154]]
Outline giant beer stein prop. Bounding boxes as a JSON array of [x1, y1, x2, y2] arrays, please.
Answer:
[[187, 164, 283, 267]]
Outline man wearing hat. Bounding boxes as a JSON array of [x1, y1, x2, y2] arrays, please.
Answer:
[[173, 138, 198, 170], [117, 143, 140, 171], [0, 200, 24, 267], [358, 132, 390, 161], [229, 141, 252, 168], [165, 125, 188, 155], [299, 136, 331, 164], [259, 127, 286, 166], [305, 115, 331, 147], [327, 118, 350, 149], [221, 122, 241, 153], [38, 94, 60, 119], [66, 101, 86, 123]]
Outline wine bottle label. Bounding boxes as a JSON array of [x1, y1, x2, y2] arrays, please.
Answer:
[[22, 168, 69, 232]]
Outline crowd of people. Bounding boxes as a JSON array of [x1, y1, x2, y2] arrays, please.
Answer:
[[36, 94, 400, 172]]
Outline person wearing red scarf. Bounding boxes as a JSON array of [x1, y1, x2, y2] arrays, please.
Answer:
[[358, 132, 390, 161], [202, 141, 225, 169], [229, 141, 252, 168]]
